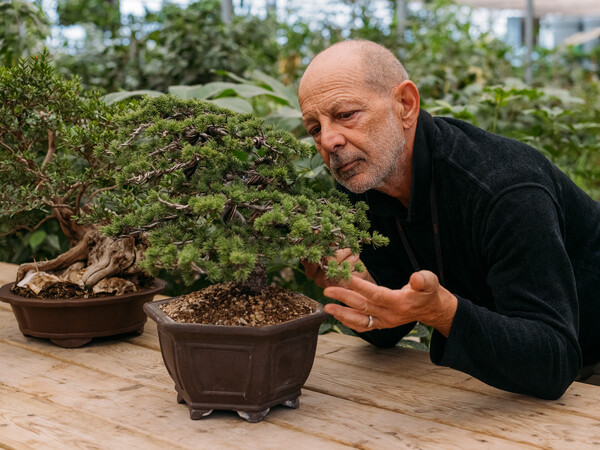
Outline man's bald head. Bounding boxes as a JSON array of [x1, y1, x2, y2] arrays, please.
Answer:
[[300, 40, 409, 96]]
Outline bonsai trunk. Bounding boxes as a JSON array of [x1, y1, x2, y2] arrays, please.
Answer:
[[235, 262, 268, 295], [16, 226, 144, 289]]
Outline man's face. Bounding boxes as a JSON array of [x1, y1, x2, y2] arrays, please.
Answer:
[[299, 66, 408, 195]]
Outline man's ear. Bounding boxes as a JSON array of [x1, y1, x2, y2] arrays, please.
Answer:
[[392, 80, 420, 129]]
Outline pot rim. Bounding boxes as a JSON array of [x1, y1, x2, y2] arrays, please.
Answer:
[[144, 295, 330, 335], [0, 279, 167, 308]]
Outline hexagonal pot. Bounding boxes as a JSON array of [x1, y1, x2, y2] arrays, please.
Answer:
[[0, 279, 166, 348], [144, 295, 329, 423]]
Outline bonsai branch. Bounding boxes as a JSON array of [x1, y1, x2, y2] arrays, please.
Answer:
[[148, 141, 181, 157], [0, 215, 54, 238], [41, 130, 56, 167], [0, 140, 16, 154], [120, 214, 179, 237], [75, 182, 91, 212], [88, 185, 117, 203], [118, 123, 152, 148], [127, 156, 200, 184], [190, 262, 207, 276], [157, 197, 189, 210]]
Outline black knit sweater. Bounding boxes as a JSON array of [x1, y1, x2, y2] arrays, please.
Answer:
[[341, 110, 600, 399]]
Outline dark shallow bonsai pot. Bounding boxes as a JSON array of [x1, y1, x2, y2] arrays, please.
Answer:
[[0, 279, 166, 348], [144, 296, 329, 423]]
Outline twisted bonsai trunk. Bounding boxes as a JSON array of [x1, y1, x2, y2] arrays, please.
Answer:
[[16, 217, 144, 288]]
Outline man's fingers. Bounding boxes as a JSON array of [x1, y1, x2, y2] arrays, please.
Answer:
[[324, 303, 372, 331], [347, 276, 383, 299], [335, 248, 354, 260], [409, 270, 439, 292], [323, 285, 369, 312]]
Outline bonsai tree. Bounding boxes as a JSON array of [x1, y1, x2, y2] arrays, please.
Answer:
[[100, 95, 388, 299], [0, 51, 148, 296]]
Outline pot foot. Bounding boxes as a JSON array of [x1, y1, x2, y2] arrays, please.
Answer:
[[282, 397, 300, 409], [50, 337, 93, 348], [237, 408, 270, 423], [176, 393, 185, 404], [189, 408, 213, 420]]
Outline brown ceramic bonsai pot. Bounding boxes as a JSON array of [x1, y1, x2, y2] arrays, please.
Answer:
[[0, 279, 166, 348], [144, 295, 329, 423]]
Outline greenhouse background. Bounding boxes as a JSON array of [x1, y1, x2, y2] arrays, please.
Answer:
[[1, 0, 599, 300]]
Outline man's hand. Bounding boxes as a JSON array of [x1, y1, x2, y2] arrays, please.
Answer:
[[301, 248, 374, 289], [322, 270, 458, 337]]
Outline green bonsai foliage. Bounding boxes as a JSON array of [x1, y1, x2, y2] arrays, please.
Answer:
[[0, 50, 115, 245], [0, 51, 148, 290], [102, 95, 388, 291]]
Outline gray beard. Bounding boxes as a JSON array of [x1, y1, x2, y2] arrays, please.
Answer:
[[332, 126, 407, 194]]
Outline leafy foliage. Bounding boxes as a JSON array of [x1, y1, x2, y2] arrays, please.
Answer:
[[100, 95, 387, 286], [0, 0, 50, 67], [0, 51, 119, 256], [56, 0, 121, 34], [52, 0, 284, 94]]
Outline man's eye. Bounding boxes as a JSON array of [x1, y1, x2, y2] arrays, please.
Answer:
[[309, 126, 321, 136], [338, 111, 354, 119]]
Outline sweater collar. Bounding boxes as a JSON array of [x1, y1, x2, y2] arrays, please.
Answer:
[[363, 110, 433, 222]]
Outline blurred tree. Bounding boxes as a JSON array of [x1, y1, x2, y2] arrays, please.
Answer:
[[0, 0, 50, 66], [53, 0, 282, 93], [56, 0, 121, 35]]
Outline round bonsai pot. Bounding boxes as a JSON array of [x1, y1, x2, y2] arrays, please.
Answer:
[[144, 295, 329, 423], [0, 279, 166, 348]]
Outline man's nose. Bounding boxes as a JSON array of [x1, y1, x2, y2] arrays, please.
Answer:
[[319, 122, 346, 153]]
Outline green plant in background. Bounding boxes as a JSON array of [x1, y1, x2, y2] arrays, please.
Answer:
[[101, 69, 303, 131], [0, 0, 50, 67], [53, 0, 285, 94], [56, 0, 121, 35]]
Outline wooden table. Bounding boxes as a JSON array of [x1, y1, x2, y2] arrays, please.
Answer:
[[1, 262, 599, 449]]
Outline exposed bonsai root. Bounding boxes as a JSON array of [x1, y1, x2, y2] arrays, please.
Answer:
[[82, 235, 138, 287], [16, 229, 145, 293], [16, 233, 91, 283]]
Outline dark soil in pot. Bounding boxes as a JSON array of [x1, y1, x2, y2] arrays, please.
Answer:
[[160, 283, 318, 326]]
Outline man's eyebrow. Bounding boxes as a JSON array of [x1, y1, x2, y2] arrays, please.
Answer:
[[301, 99, 351, 124], [301, 112, 318, 125]]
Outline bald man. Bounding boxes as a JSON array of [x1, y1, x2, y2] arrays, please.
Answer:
[[299, 40, 600, 399]]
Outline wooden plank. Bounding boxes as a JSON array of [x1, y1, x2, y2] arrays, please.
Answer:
[[0, 262, 17, 286], [269, 388, 532, 449], [0, 313, 525, 448], [0, 323, 528, 449], [317, 332, 600, 420], [305, 352, 600, 448], [0, 348, 525, 449], [0, 384, 185, 450], [0, 342, 351, 449]]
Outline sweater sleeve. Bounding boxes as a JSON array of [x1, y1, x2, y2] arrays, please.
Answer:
[[430, 185, 582, 399]]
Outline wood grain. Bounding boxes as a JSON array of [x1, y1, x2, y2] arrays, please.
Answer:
[[1, 262, 599, 449]]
